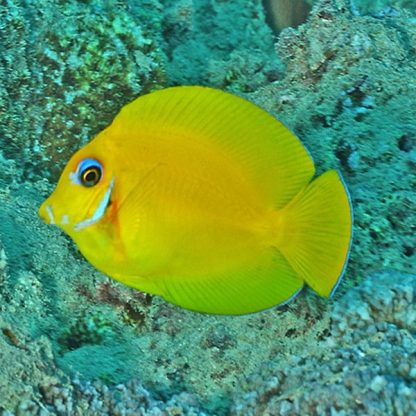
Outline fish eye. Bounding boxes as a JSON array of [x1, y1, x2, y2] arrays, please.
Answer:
[[77, 158, 103, 187]]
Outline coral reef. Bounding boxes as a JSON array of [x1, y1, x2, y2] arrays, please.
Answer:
[[253, 0, 416, 285], [0, 0, 166, 180], [161, 0, 281, 92], [21, 377, 206, 416], [0, 0, 415, 415], [231, 271, 416, 416], [351, 0, 416, 15]]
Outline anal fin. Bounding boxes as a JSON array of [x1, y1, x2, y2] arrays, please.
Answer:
[[159, 248, 303, 315]]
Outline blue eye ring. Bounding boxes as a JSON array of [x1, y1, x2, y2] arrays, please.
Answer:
[[77, 158, 103, 187]]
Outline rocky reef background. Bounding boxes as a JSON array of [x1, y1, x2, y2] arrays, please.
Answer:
[[0, 0, 415, 414]]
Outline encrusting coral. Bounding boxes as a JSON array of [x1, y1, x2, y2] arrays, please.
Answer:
[[253, 0, 416, 284], [231, 271, 416, 416], [0, 0, 166, 180]]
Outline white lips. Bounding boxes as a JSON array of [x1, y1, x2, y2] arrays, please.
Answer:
[[74, 178, 115, 231], [46, 205, 56, 225]]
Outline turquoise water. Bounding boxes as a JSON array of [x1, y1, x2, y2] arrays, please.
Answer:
[[0, 0, 415, 414]]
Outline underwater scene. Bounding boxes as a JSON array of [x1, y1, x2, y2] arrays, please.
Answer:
[[0, 0, 415, 414]]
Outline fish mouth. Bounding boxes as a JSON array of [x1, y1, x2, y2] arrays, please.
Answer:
[[38, 178, 115, 230], [74, 177, 115, 231], [39, 203, 56, 225]]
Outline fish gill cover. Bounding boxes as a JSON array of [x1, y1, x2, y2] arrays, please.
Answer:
[[0, 0, 415, 415]]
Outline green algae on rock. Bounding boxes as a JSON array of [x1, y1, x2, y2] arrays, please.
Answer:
[[0, 0, 166, 181], [232, 270, 416, 416], [162, 0, 282, 92], [252, 0, 416, 287]]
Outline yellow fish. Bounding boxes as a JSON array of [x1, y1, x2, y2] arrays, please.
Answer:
[[39, 86, 352, 315]]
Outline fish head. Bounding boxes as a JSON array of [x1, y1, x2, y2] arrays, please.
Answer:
[[38, 144, 116, 238]]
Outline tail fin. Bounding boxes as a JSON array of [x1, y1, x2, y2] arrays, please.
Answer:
[[276, 170, 353, 297]]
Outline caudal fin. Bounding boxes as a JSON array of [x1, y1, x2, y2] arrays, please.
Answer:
[[277, 170, 353, 297]]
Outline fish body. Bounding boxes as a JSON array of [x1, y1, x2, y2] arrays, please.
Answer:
[[39, 86, 352, 315]]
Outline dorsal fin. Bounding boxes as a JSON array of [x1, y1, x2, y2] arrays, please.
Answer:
[[108, 86, 315, 209]]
